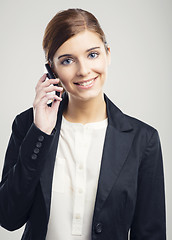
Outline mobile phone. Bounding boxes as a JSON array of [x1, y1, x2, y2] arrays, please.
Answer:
[[45, 63, 60, 97]]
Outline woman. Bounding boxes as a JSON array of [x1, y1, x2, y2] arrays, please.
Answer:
[[0, 8, 166, 240]]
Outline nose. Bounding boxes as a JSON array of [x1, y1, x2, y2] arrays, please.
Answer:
[[76, 59, 90, 77]]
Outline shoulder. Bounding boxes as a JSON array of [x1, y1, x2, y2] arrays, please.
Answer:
[[12, 107, 34, 139], [105, 94, 159, 145], [125, 113, 160, 146], [16, 107, 33, 119], [14, 107, 33, 126], [125, 113, 156, 134]]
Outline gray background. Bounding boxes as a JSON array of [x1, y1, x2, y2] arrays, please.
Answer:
[[0, 0, 171, 239]]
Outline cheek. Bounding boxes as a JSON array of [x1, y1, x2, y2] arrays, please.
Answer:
[[57, 68, 74, 85], [93, 58, 108, 74]]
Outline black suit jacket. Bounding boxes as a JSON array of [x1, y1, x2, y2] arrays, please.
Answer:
[[0, 93, 166, 239]]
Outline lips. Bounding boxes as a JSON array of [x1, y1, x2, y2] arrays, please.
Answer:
[[74, 76, 98, 86]]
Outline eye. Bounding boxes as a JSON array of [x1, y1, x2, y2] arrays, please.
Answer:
[[61, 58, 73, 65], [88, 52, 99, 59]]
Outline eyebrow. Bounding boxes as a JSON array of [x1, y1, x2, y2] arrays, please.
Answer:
[[58, 47, 100, 59]]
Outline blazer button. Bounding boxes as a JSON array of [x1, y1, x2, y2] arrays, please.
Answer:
[[36, 142, 42, 148], [34, 148, 39, 154], [95, 223, 103, 234], [31, 154, 37, 160], [38, 135, 44, 142]]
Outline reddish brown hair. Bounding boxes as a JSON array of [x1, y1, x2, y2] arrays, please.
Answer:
[[42, 8, 108, 64]]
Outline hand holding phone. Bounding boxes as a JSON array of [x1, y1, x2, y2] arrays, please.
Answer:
[[33, 72, 63, 135]]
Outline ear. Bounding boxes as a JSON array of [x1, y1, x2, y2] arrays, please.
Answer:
[[106, 46, 111, 65]]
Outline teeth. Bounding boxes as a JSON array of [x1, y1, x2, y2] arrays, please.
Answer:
[[78, 79, 94, 86]]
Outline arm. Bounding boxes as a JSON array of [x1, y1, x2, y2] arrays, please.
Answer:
[[0, 74, 63, 231], [0, 113, 55, 231], [130, 130, 166, 239]]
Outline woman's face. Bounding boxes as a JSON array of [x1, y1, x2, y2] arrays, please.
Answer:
[[53, 30, 110, 102]]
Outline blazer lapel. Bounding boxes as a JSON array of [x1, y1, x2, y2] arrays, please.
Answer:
[[94, 95, 135, 214]]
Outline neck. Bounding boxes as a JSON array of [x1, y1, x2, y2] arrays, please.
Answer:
[[63, 92, 107, 124]]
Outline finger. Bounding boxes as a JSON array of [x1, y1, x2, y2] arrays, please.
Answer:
[[41, 94, 62, 105], [34, 93, 61, 108], [39, 73, 47, 83], [35, 85, 63, 104], [36, 78, 60, 93], [51, 96, 62, 110], [35, 78, 60, 95], [42, 78, 60, 88], [35, 74, 47, 91], [49, 91, 63, 109], [34, 89, 52, 107], [44, 85, 63, 94]]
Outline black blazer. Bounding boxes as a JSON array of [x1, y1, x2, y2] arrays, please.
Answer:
[[0, 93, 166, 240]]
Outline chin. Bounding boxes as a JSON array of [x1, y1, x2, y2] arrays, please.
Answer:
[[74, 89, 103, 102]]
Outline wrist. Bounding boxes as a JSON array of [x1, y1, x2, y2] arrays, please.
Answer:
[[34, 123, 53, 135]]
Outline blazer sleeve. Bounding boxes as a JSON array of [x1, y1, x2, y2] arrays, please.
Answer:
[[130, 129, 166, 239], [0, 111, 55, 231]]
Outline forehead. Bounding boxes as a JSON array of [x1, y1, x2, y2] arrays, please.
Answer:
[[55, 30, 104, 56]]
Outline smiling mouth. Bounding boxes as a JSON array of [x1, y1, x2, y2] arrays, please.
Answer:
[[74, 76, 98, 86]]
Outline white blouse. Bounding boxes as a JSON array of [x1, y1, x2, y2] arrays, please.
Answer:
[[46, 116, 108, 240]]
